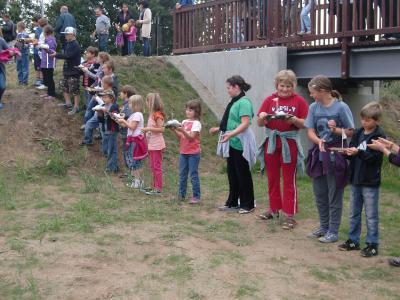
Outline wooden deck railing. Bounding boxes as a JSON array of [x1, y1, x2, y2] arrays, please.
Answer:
[[172, 0, 400, 54]]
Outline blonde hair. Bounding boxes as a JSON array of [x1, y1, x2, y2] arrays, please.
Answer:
[[308, 75, 342, 100], [146, 93, 164, 115], [98, 52, 111, 63], [275, 70, 297, 88], [129, 95, 144, 113], [360, 101, 382, 121]]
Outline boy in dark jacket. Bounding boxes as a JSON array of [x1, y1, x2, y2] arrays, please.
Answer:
[[338, 102, 385, 257], [51, 26, 81, 115]]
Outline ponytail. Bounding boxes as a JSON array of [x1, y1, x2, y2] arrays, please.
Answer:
[[308, 75, 342, 100], [331, 90, 342, 101]]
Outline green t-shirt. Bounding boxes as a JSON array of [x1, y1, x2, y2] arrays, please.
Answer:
[[226, 97, 254, 151]]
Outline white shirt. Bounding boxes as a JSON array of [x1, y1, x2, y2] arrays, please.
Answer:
[[127, 112, 144, 137]]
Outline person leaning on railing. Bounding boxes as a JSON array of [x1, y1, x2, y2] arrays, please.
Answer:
[[367, 137, 400, 267]]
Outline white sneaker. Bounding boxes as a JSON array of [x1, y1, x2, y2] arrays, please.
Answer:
[[127, 178, 143, 189], [80, 124, 85, 130], [36, 84, 47, 90]]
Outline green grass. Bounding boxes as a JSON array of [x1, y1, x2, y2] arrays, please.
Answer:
[[1, 59, 400, 300]]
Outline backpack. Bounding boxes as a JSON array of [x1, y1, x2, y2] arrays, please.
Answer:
[[115, 32, 124, 48]]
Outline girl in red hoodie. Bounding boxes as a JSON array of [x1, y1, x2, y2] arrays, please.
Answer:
[[257, 70, 309, 229]]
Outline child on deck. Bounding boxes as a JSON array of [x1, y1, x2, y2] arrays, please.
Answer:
[[125, 19, 137, 55], [38, 25, 57, 100], [169, 100, 202, 204], [117, 95, 147, 189], [305, 75, 355, 243], [96, 90, 120, 173], [142, 93, 166, 195], [119, 85, 136, 178], [15, 22, 30, 86], [338, 102, 385, 257]]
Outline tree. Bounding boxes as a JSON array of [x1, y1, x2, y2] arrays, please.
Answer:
[[0, 0, 41, 31], [45, 0, 175, 55]]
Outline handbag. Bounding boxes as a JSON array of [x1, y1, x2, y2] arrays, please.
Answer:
[[115, 32, 124, 48]]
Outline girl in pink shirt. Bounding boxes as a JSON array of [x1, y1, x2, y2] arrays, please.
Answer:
[[169, 100, 202, 204], [125, 19, 137, 55], [142, 93, 166, 195]]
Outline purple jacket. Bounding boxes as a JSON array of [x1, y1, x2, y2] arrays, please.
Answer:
[[306, 142, 349, 189], [40, 36, 57, 69], [389, 149, 400, 167]]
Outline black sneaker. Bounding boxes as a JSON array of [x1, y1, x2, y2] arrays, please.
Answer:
[[338, 239, 360, 251], [360, 245, 378, 257]]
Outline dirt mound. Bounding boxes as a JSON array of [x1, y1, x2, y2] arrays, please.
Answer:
[[0, 88, 84, 164]]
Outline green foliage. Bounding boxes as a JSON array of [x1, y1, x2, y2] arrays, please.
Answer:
[[45, 0, 175, 54], [1, 0, 41, 31]]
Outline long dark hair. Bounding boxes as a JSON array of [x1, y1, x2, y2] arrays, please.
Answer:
[[226, 75, 251, 92]]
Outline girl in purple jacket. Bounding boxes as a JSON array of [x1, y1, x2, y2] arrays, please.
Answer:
[[39, 25, 57, 100]]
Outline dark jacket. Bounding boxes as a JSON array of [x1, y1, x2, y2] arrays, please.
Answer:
[[55, 39, 81, 77], [2, 20, 15, 42], [118, 11, 134, 26], [54, 12, 77, 37], [98, 102, 120, 133], [389, 149, 400, 167], [348, 126, 386, 187]]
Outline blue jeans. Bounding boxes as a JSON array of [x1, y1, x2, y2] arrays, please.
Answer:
[[83, 114, 99, 144], [98, 34, 109, 52], [124, 140, 144, 171], [179, 154, 201, 199], [142, 38, 151, 57], [127, 41, 135, 55], [300, 3, 313, 32], [84, 91, 92, 107], [102, 132, 119, 172], [84, 97, 97, 124], [349, 185, 380, 245], [16, 53, 29, 84], [0, 69, 6, 102]]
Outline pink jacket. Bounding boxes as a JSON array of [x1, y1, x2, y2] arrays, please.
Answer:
[[125, 26, 137, 42], [0, 48, 21, 63]]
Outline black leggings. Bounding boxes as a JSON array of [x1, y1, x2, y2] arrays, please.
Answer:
[[42, 68, 55, 97], [226, 147, 255, 210]]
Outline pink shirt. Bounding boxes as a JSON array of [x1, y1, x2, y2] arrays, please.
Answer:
[[125, 25, 137, 42], [179, 119, 202, 155], [146, 112, 166, 151]]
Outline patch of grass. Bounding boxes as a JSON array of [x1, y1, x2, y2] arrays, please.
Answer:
[[0, 174, 16, 210], [33, 200, 51, 209], [362, 267, 396, 282], [33, 216, 63, 240], [235, 283, 259, 299], [15, 160, 38, 183], [165, 254, 193, 283], [6, 237, 26, 253], [40, 139, 69, 177], [95, 233, 124, 246], [188, 290, 205, 300], [0, 274, 40, 300], [209, 250, 244, 268], [309, 267, 338, 284]]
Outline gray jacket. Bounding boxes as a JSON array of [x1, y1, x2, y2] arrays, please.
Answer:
[[216, 128, 257, 169], [95, 15, 111, 35]]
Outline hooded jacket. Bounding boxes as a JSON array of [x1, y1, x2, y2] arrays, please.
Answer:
[[348, 126, 386, 187]]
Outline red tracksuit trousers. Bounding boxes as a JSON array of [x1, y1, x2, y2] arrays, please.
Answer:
[[264, 139, 298, 217]]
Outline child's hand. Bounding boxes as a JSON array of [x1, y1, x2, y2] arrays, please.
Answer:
[[345, 147, 358, 156], [367, 139, 385, 152], [175, 126, 183, 132], [209, 127, 220, 135], [318, 138, 326, 152], [50, 52, 56, 57], [327, 119, 337, 130], [221, 132, 233, 143], [258, 112, 268, 120], [376, 137, 394, 149], [142, 127, 149, 132]]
